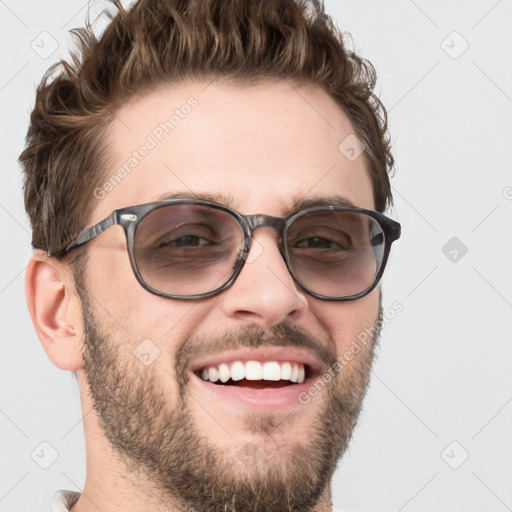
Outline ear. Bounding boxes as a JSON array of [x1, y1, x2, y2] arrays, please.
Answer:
[[25, 251, 84, 371]]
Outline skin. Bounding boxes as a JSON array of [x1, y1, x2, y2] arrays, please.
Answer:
[[26, 80, 380, 512]]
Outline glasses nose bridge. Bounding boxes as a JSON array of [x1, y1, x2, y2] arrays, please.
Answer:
[[245, 214, 286, 238]]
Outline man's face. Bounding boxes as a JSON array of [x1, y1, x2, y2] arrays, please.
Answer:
[[76, 81, 381, 511]]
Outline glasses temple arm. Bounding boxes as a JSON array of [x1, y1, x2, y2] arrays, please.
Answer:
[[63, 211, 119, 253], [389, 221, 401, 241]]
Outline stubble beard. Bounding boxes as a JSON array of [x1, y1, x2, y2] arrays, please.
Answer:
[[77, 283, 381, 512]]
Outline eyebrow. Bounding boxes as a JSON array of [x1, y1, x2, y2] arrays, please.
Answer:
[[155, 191, 240, 209], [154, 191, 357, 215], [285, 195, 357, 216]]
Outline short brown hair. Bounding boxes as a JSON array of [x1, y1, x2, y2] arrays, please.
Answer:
[[20, 0, 394, 258]]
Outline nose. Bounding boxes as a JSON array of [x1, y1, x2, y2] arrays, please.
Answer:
[[219, 231, 308, 328]]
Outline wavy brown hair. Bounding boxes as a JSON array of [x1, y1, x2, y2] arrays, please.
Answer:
[[19, 0, 394, 258]]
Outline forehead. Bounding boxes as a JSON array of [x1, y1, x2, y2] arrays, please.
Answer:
[[94, 80, 374, 222]]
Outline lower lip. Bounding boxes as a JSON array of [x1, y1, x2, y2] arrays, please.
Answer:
[[189, 372, 315, 410]]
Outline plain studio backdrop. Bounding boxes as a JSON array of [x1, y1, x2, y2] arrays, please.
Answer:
[[0, 1, 511, 511]]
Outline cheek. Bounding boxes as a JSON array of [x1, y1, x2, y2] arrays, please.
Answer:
[[85, 252, 214, 355], [310, 290, 380, 356]]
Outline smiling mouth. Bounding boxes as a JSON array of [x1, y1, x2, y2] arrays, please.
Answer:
[[194, 360, 310, 389]]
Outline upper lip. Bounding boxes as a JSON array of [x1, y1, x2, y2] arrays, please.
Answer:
[[188, 347, 324, 375]]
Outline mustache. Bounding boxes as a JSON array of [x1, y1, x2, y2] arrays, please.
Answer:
[[174, 323, 338, 378]]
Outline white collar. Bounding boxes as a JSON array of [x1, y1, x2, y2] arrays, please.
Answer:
[[50, 490, 80, 512]]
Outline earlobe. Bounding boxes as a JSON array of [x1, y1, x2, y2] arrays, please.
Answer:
[[25, 252, 84, 371]]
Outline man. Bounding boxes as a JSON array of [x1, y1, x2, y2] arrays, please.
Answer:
[[20, 0, 400, 511]]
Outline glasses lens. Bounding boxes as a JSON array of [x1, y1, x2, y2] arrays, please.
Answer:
[[134, 204, 244, 297], [286, 211, 385, 298]]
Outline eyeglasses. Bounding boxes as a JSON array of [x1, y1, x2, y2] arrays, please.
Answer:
[[59, 198, 401, 301]]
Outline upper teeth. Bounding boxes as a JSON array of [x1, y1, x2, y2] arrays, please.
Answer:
[[200, 361, 306, 384]]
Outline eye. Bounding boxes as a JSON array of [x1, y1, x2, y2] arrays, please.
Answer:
[[293, 237, 347, 250], [159, 235, 212, 248]]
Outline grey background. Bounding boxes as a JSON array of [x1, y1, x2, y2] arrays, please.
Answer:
[[1, 1, 511, 511]]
